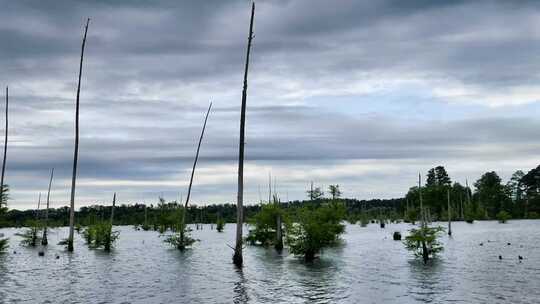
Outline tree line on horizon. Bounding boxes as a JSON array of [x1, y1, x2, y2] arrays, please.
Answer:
[[2, 163, 538, 228], [405, 164, 540, 222]]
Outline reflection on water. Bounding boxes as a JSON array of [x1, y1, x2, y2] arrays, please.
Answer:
[[233, 268, 249, 304], [0, 221, 539, 303]]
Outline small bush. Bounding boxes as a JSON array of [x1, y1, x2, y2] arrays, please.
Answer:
[[496, 211, 511, 223], [0, 238, 8, 253], [83, 221, 119, 251], [404, 226, 444, 264], [164, 228, 197, 250], [393, 231, 402, 240], [246, 203, 285, 246], [286, 202, 346, 261], [16, 221, 42, 247], [162, 208, 198, 251], [216, 218, 225, 232], [405, 209, 418, 224], [359, 214, 369, 227]]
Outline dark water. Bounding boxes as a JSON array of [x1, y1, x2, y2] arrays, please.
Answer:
[[1, 220, 539, 304]]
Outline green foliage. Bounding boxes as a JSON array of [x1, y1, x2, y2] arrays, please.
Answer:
[[405, 209, 418, 224], [162, 208, 198, 250], [83, 221, 119, 251], [0, 237, 8, 253], [216, 217, 225, 232], [16, 220, 42, 247], [328, 184, 341, 200], [464, 203, 475, 223], [246, 202, 286, 246], [426, 166, 451, 187], [163, 229, 197, 250], [286, 202, 346, 261], [496, 210, 511, 223], [359, 213, 369, 227], [404, 226, 444, 263], [346, 214, 358, 224], [474, 171, 510, 218]]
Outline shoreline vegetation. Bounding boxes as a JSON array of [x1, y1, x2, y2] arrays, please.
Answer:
[[2, 164, 538, 229]]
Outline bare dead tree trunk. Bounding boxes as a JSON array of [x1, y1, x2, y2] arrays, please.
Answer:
[[144, 205, 148, 226], [419, 173, 429, 264], [233, 2, 255, 268], [460, 193, 464, 220], [418, 173, 424, 228], [466, 179, 471, 207], [0, 86, 8, 208], [310, 181, 314, 202], [268, 172, 272, 203], [110, 192, 116, 225], [180, 103, 212, 248], [275, 196, 283, 251], [42, 168, 54, 245], [447, 188, 452, 236], [68, 18, 90, 252], [36, 192, 42, 219]]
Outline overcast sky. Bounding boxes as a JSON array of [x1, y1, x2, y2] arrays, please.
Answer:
[[0, 0, 539, 210]]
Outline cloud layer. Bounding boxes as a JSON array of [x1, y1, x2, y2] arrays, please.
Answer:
[[0, 0, 539, 209]]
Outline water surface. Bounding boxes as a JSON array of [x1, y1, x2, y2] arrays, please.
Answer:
[[1, 220, 539, 303]]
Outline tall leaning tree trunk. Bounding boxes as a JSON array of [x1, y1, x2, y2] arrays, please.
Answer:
[[68, 18, 90, 252], [42, 168, 54, 245], [0, 86, 8, 208], [447, 188, 452, 236], [233, 2, 255, 268], [181, 103, 212, 249]]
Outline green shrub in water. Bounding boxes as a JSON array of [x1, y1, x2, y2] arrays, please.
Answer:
[[404, 226, 444, 264], [286, 202, 346, 261], [496, 210, 511, 223], [16, 220, 42, 247], [0, 237, 8, 253], [246, 202, 286, 247], [162, 208, 198, 250], [216, 217, 225, 232], [405, 209, 418, 225], [359, 214, 369, 227], [83, 221, 119, 251]]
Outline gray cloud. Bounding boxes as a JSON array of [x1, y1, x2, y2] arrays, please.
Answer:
[[0, 0, 538, 208]]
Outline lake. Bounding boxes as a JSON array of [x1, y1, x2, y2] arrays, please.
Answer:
[[0, 220, 539, 303]]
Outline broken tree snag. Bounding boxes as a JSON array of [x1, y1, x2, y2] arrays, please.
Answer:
[[68, 18, 90, 252], [233, 2, 255, 268], [42, 168, 54, 246]]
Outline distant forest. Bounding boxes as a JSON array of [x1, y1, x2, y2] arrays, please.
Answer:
[[1, 164, 538, 228]]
